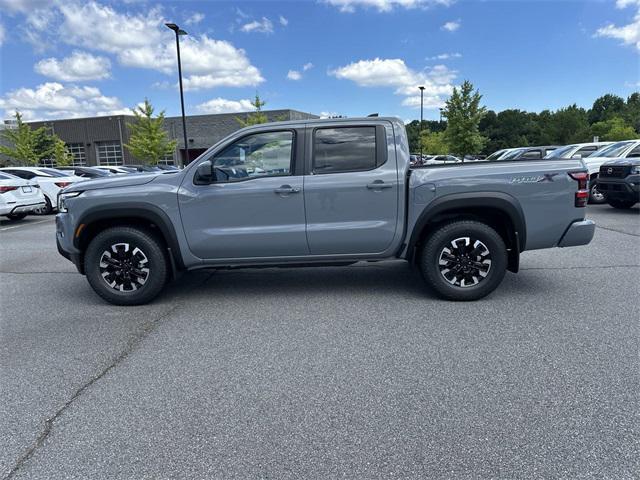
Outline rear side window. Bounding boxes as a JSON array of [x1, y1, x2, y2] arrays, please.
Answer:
[[626, 145, 640, 158], [4, 170, 34, 179], [313, 127, 377, 174]]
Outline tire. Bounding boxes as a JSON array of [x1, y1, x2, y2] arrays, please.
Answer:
[[34, 196, 53, 215], [6, 212, 28, 221], [589, 181, 606, 204], [607, 198, 636, 209], [84, 226, 168, 305], [419, 220, 508, 301]]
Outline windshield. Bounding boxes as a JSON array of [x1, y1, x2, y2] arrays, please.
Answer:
[[590, 141, 636, 158], [544, 145, 575, 159], [38, 168, 69, 177], [486, 149, 507, 161]]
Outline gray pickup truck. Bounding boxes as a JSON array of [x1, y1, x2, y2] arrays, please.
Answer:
[[56, 117, 595, 305]]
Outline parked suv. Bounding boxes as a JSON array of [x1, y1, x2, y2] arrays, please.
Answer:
[[597, 159, 640, 209]]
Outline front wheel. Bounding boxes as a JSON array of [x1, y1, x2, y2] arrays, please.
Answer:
[[85, 226, 168, 305], [607, 199, 636, 209], [419, 220, 508, 301], [589, 182, 606, 204]]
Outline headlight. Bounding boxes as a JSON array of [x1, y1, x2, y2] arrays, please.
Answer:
[[57, 191, 82, 213], [632, 165, 640, 175]]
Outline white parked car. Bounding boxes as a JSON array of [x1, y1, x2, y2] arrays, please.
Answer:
[[0, 167, 83, 214], [0, 171, 46, 220], [581, 140, 640, 203], [543, 141, 613, 160]]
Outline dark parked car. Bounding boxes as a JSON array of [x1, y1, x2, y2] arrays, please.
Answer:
[[597, 159, 640, 209], [56, 166, 112, 178]]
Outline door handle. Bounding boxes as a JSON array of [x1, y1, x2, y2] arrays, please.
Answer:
[[366, 181, 393, 190], [274, 185, 301, 194]]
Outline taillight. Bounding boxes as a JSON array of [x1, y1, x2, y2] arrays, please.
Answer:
[[55, 182, 71, 188], [569, 172, 589, 207], [0, 186, 18, 194]]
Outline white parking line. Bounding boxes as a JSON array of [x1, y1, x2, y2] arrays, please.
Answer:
[[0, 218, 52, 232]]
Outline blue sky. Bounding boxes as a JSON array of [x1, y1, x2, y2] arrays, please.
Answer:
[[0, 0, 638, 122]]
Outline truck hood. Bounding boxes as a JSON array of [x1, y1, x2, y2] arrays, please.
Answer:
[[64, 173, 159, 192]]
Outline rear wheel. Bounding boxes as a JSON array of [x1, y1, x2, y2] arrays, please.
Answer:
[[34, 196, 53, 215], [419, 220, 507, 301], [607, 198, 636, 209], [85, 226, 168, 305], [6, 212, 28, 221]]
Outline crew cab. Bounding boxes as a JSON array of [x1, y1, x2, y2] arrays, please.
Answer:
[[56, 117, 595, 305]]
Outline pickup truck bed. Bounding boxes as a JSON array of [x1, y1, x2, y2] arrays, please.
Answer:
[[56, 117, 595, 305]]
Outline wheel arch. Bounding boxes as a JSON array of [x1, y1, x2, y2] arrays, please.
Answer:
[[407, 192, 526, 273], [74, 204, 184, 274]]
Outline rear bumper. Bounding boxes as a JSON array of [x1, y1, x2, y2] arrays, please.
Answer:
[[0, 201, 46, 216], [558, 219, 595, 248]]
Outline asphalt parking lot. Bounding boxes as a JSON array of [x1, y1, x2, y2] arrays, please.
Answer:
[[1, 205, 638, 479]]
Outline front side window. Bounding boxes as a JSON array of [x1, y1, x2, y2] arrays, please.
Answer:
[[313, 127, 377, 174], [212, 131, 293, 182], [626, 145, 640, 158], [521, 150, 541, 159]]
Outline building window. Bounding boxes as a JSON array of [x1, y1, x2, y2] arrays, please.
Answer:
[[158, 150, 175, 165], [39, 158, 56, 167], [67, 143, 87, 166], [96, 141, 123, 166]]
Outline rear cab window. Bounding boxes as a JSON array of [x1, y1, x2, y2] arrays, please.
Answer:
[[313, 126, 384, 174]]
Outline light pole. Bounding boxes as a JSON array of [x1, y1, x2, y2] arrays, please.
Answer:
[[165, 23, 189, 167], [418, 86, 425, 161], [439, 107, 443, 124]]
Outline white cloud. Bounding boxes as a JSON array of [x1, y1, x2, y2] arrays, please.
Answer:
[[303, 62, 314, 71], [320, 111, 343, 118], [0, 0, 51, 14], [240, 17, 274, 34], [330, 57, 456, 109], [324, 0, 454, 13], [0, 23, 5, 47], [0, 82, 131, 120], [50, 2, 263, 91], [625, 80, 640, 88], [427, 52, 462, 60], [195, 98, 255, 114], [441, 20, 460, 32], [185, 12, 204, 25], [279, 15, 289, 26], [287, 70, 302, 81], [596, 0, 640, 51], [34, 51, 111, 82]]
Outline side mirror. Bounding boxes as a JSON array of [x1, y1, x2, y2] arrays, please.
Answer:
[[195, 160, 214, 184]]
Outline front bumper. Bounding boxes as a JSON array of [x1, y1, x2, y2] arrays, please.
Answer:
[[56, 214, 84, 274], [597, 175, 640, 201], [558, 219, 596, 248]]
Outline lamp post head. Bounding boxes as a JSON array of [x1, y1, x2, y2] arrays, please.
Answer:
[[165, 23, 188, 35], [418, 86, 425, 91]]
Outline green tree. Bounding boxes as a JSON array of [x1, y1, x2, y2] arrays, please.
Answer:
[[543, 104, 590, 144], [53, 138, 73, 166], [623, 92, 640, 133], [0, 112, 38, 165], [236, 94, 269, 127], [443, 80, 487, 159], [590, 117, 639, 141], [588, 94, 625, 124], [124, 99, 177, 165], [406, 120, 445, 152], [420, 130, 449, 154]]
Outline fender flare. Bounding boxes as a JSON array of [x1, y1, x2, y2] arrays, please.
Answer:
[[407, 191, 527, 257], [74, 203, 185, 270]]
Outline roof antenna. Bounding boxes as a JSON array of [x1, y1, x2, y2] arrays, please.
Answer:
[[367, 113, 379, 117]]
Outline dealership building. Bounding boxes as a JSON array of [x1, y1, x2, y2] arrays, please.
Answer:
[[2, 109, 317, 167]]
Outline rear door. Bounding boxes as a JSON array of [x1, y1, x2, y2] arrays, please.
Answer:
[[303, 122, 399, 255]]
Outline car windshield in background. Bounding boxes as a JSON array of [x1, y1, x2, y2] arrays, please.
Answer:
[[485, 149, 507, 161], [499, 148, 525, 160], [38, 168, 69, 177], [590, 141, 635, 158], [544, 145, 575, 159]]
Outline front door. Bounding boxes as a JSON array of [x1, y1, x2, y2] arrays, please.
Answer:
[[179, 129, 309, 260], [303, 124, 399, 255]]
